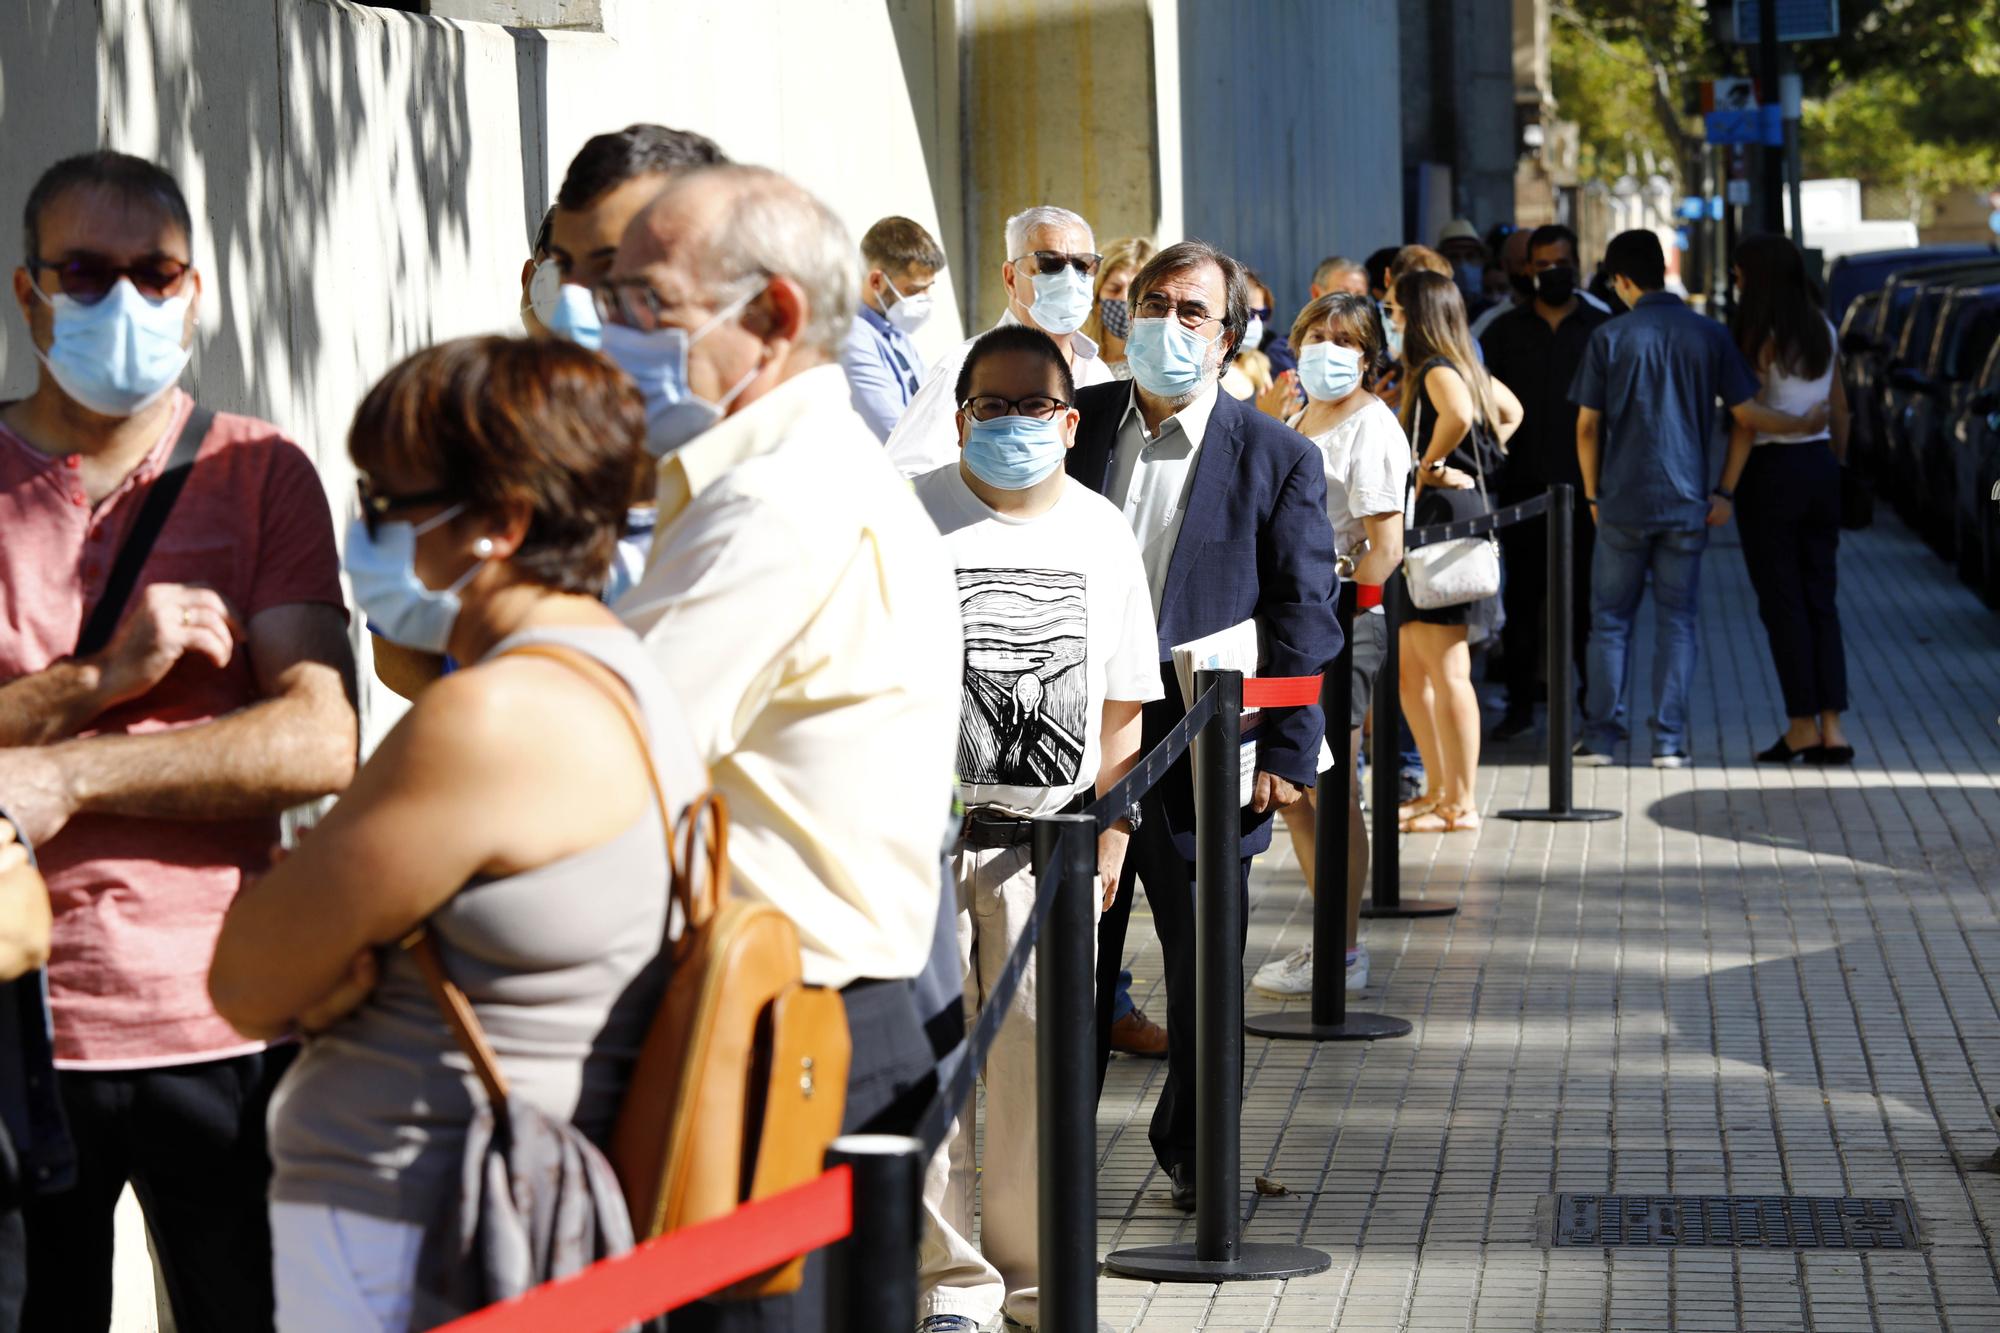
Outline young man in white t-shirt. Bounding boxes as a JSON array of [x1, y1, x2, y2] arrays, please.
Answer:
[[912, 326, 1162, 1333]]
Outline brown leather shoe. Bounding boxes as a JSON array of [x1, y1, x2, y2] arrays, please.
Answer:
[[1110, 1007, 1168, 1058]]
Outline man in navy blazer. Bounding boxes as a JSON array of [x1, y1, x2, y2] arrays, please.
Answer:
[[1067, 239, 1341, 1208]]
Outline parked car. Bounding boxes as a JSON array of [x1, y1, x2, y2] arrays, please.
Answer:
[[1872, 261, 2000, 509], [1826, 244, 1994, 325], [1949, 339, 2000, 603], [1901, 282, 2000, 556], [1839, 290, 1887, 468]]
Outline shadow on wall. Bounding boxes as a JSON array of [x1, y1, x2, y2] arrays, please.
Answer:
[[1646, 784, 2000, 875], [0, 1, 550, 455]]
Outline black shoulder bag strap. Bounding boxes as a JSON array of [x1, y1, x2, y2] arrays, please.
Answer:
[[74, 405, 215, 657]]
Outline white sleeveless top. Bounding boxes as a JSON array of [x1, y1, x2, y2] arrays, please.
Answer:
[[1753, 318, 1837, 445]]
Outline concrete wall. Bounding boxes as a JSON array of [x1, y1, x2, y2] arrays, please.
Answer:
[[1177, 0, 1402, 325]]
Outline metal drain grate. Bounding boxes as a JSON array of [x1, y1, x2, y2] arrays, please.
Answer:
[[1550, 1195, 1918, 1250]]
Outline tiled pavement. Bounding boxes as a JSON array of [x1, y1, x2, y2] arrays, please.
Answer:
[[1089, 513, 2000, 1331]]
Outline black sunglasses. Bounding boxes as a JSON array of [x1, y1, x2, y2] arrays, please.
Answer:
[[355, 478, 456, 539], [1011, 251, 1103, 279], [28, 254, 191, 305]]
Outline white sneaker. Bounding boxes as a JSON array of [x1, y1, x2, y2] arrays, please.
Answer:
[[1252, 945, 1313, 997], [1252, 944, 1370, 996]]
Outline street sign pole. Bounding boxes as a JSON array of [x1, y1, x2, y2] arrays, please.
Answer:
[[1758, 0, 1785, 235], [1782, 66, 1806, 251]]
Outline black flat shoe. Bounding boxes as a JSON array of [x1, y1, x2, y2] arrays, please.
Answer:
[[1756, 737, 1819, 763], [1166, 1161, 1196, 1213], [1806, 744, 1855, 766]]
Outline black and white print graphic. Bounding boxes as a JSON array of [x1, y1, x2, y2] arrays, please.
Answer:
[[956, 567, 1088, 787]]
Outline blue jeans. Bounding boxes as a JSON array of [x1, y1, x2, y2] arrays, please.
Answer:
[[1583, 521, 1708, 756]]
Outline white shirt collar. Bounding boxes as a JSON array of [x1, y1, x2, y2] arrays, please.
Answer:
[[1116, 377, 1222, 451], [995, 307, 1103, 366]]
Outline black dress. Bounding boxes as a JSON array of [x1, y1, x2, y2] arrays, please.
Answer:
[[1406, 357, 1504, 641]]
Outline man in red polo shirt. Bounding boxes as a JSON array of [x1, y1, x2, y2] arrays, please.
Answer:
[[0, 151, 356, 1331]]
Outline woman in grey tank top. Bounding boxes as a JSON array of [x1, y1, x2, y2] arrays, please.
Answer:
[[208, 338, 702, 1331]]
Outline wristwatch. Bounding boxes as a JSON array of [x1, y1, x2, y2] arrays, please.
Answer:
[[1712, 485, 1735, 502], [1116, 802, 1143, 834]]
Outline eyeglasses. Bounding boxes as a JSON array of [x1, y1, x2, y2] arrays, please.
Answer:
[[356, 478, 457, 539], [960, 395, 1073, 422], [28, 254, 190, 304], [1135, 294, 1225, 331], [593, 273, 765, 333], [1011, 251, 1103, 278]]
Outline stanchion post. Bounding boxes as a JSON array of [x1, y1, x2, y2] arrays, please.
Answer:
[[1246, 588, 1411, 1043], [824, 1134, 923, 1331], [1497, 484, 1619, 824], [1105, 671, 1330, 1283], [1032, 813, 1099, 1332], [1361, 574, 1458, 919]]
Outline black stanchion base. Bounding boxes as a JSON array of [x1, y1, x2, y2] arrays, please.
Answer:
[[1104, 1241, 1332, 1283], [1244, 1009, 1412, 1042], [1359, 899, 1458, 919], [1494, 807, 1621, 823]]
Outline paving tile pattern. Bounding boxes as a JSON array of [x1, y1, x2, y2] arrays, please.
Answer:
[[1079, 517, 2000, 1331]]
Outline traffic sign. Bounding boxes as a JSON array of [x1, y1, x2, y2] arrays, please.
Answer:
[[1701, 77, 1758, 113], [1731, 0, 1840, 43], [1705, 107, 1783, 147]]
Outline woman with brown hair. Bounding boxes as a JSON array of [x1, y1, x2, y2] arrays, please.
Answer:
[[207, 337, 704, 1330], [1713, 233, 1854, 764], [1387, 270, 1522, 834], [1079, 236, 1154, 380]]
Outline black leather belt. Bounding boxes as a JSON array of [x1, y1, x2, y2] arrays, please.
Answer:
[[960, 792, 1090, 850]]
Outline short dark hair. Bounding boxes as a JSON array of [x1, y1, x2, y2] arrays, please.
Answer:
[[1526, 224, 1578, 260], [1363, 246, 1401, 295], [954, 324, 1075, 405], [348, 337, 645, 598], [1602, 229, 1666, 291], [1130, 239, 1252, 367], [24, 151, 192, 262], [555, 124, 727, 213], [860, 216, 947, 275]]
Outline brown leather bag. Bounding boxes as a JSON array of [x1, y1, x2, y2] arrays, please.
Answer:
[[490, 644, 850, 1297]]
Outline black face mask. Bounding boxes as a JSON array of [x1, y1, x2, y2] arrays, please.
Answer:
[[1535, 266, 1577, 307], [1509, 271, 1536, 302]]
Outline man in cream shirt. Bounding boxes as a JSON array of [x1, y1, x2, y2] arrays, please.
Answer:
[[885, 204, 1117, 478], [605, 163, 963, 1332]]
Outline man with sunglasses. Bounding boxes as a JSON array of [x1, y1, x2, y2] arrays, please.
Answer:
[[884, 205, 1116, 479], [1065, 239, 1340, 1213], [0, 151, 355, 1330]]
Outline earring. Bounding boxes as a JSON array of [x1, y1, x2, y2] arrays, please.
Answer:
[[473, 537, 496, 557]]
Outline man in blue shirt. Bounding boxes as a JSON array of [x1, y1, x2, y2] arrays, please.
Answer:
[[840, 216, 947, 442], [1569, 230, 1825, 767]]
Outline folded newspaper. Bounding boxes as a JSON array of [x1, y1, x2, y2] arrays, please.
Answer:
[[1171, 619, 1335, 808]]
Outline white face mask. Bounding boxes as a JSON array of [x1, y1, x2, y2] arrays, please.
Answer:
[[879, 272, 934, 335], [1025, 268, 1094, 336]]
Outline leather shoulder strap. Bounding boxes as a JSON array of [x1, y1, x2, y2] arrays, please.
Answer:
[[402, 926, 510, 1108], [75, 404, 214, 657]]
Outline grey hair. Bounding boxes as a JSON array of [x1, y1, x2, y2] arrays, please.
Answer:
[[1003, 205, 1093, 259], [690, 165, 858, 358]]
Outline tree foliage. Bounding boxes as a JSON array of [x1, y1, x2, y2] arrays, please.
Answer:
[[1551, 0, 2000, 219]]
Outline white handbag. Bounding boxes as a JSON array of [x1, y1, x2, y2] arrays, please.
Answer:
[[1401, 397, 1502, 610]]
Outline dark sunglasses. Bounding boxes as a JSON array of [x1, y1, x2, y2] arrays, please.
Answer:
[[1011, 251, 1103, 278], [28, 255, 191, 304], [355, 478, 457, 539]]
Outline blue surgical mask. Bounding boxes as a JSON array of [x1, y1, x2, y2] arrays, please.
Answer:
[[527, 260, 603, 349], [1124, 317, 1219, 400], [1298, 342, 1364, 402], [962, 414, 1068, 490], [32, 277, 192, 417], [1385, 319, 1405, 361], [600, 285, 762, 457], [343, 504, 482, 654], [1027, 268, 1093, 336]]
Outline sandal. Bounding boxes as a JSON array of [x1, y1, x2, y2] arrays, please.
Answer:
[[1396, 794, 1440, 823], [1402, 804, 1482, 834]]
